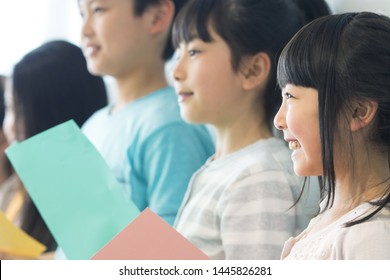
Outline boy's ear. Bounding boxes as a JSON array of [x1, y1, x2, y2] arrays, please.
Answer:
[[241, 52, 271, 91], [147, 0, 175, 35], [350, 98, 378, 132]]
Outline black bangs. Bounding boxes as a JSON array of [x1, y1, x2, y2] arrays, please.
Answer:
[[277, 21, 323, 90], [172, 0, 218, 47], [277, 33, 317, 89], [277, 14, 355, 90]]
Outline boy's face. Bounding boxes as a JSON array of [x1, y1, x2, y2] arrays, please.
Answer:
[[172, 28, 245, 126], [78, 0, 151, 77]]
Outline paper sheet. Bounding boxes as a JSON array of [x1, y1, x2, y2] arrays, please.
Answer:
[[0, 211, 46, 258], [6, 120, 140, 259]]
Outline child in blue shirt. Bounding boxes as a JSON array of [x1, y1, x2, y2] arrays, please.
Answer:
[[78, 0, 214, 225]]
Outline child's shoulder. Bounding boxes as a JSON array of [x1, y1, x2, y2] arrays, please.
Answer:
[[333, 207, 390, 259], [339, 206, 390, 236], [131, 87, 183, 125], [215, 137, 296, 185], [107, 87, 191, 135], [81, 105, 111, 131], [239, 137, 294, 174]]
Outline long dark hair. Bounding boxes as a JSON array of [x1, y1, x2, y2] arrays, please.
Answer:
[[0, 75, 13, 179], [12, 40, 108, 250], [0, 75, 6, 126], [277, 12, 390, 226]]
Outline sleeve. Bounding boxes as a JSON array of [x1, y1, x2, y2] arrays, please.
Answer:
[[139, 123, 213, 226], [217, 170, 297, 260], [332, 218, 390, 260]]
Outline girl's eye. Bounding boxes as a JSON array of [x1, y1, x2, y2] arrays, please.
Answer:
[[188, 50, 200, 57], [285, 92, 294, 99], [93, 7, 104, 14]]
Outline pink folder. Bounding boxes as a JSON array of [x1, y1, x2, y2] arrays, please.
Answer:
[[92, 208, 209, 260]]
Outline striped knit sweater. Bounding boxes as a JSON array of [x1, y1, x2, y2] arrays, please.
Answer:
[[174, 137, 316, 259]]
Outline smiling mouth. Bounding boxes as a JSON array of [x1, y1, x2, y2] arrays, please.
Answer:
[[177, 92, 194, 102], [288, 140, 301, 150], [84, 46, 100, 57]]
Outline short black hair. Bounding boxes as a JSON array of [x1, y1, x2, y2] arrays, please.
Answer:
[[133, 0, 188, 60]]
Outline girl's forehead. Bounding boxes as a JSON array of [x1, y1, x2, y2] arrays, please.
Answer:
[[78, 0, 112, 7]]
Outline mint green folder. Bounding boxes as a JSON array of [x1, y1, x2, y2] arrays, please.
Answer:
[[6, 120, 140, 260]]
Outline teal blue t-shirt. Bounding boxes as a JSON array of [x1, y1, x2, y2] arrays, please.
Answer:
[[82, 87, 215, 225]]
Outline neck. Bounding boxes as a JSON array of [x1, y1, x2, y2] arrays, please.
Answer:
[[111, 60, 168, 113], [332, 148, 390, 210], [306, 145, 390, 236], [214, 114, 272, 159]]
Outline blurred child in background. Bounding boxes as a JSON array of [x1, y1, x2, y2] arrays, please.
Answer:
[[78, 0, 214, 226], [0, 40, 107, 258], [0, 75, 16, 216]]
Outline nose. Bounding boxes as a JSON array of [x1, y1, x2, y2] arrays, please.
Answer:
[[274, 101, 287, 131], [81, 14, 93, 39], [172, 52, 186, 82]]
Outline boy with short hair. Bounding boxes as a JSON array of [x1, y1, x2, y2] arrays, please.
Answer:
[[78, 0, 214, 225]]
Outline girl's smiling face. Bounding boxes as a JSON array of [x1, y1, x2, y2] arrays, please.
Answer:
[[172, 27, 246, 126], [274, 84, 323, 176]]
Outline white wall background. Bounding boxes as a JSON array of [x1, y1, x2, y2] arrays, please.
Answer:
[[1, 0, 390, 75], [326, 0, 390, 15], [0, 0, 81, 75]]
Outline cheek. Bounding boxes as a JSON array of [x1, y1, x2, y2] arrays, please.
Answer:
[[302, 122, 321, 154], [189, 63, 216, 93], [287, 107, 320, 137], [287, 110, 322, 155], [198, 63, 237, 96], [285, 109, 304, 135]]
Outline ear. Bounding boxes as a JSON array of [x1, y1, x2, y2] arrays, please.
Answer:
[[146, 0, 175, 35], [241, 52, 271, 91], [350, 98, 378, 132]]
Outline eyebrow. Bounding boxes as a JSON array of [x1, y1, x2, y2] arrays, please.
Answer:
[[79, 0, 107, 6]]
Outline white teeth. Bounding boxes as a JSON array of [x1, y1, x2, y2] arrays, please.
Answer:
[[84, 46, 95, 57], [288, 140, 301, 150]]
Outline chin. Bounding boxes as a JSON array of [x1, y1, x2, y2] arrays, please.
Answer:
[[293, 164, 323, 177], [292, 161, 310, 176], [180, 110, 202, 124], [87, 67, 98, 75], [86, 62, 105, 76], [181, 114, 198, 124], [293, 168, 306, 177]]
